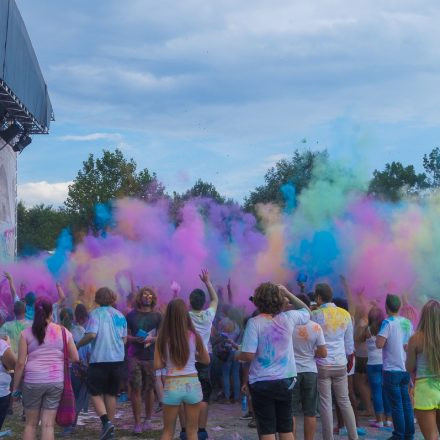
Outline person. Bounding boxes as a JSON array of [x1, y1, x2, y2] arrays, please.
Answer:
[[126, 287, 162, 433], [3, 272, 36, 321], [236, 283, 310, 440], [180, 269, 218, 440], [0, 335, 16, 432], [360, 306, 392, 428], [76, 287, 127, 440], [311, 284, 358, 440], [292, 294, 327, 440], [12, 297, 79, 440], [0, 300, 32, 354], [406, 299, 440, 440], [154, 298, 210, 440], [376, 294, 414, 440]]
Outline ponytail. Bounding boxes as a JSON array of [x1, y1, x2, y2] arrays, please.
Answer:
[[32, 297, 53, 345]]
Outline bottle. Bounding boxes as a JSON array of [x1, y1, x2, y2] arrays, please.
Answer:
[[241, 394, 248, 415]]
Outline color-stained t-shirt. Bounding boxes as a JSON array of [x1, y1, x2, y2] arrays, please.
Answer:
[[86, 306, 127, 363], [293, 320, 326, 373], [241, 309, 309, 384], [378, 315, 413, 372], [311, 303, 354, 367], [0, 339, 11, 397], [189, 306, 216, 352], [22, 323, 73, 383], [0, 319, 32, 354]]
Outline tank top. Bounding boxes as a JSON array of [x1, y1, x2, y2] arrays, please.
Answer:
[[366, 335, 383, 365], [416, 352, 437, 379], [165, 332, 197, 377]]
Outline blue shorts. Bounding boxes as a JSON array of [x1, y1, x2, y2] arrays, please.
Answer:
[[163, 376, 202, 406]]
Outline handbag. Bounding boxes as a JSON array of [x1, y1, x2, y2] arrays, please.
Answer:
[[56, 327, 76, 427]]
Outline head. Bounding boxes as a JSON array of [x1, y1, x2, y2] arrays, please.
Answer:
[[385, 294, 401, 315], [95, 287, 117, 307], [135, 287, 157, 310], [24, 291, 36, 306], [219, 317, 235, 333], [253, 282, 284, 315], [13, 300, 26, 319], [333, 297, 348, 311], [418, 300, 440, 376], [297, 294, 311, 309], [315, 283, 333, 306], [32, 297, 53, 345], [59, 307, 74, 331], [189, 288, 206, 311], [368, 306, 385, 336], [74, 303, 89, 326]]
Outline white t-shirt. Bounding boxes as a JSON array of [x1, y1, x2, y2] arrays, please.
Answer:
[[366, 336, 383, 366], [0, 339, 11, 397], [378, 316, 413, 372], [242, 309, 310, 384], [189, 306, 216, 351], [293, 321, 326, 374]]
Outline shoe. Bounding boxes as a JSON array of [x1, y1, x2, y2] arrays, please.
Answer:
[[142, 420, 152, 431], [385, 421, 393, 427], [62, 426, 75, 436], [357, 427, 367, 436], [180, 431, 187, 440], [240, 412, 253, 420], [248, 419, 257, 428], [369, 421, 384, 428], [132, 424, 142, 434], [198, 430, 208, 440], [338, 427, 348, 436], [100, 421, 115, 440]]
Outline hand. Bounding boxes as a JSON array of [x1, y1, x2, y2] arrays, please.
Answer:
[[136, 337, 147, 344], [199, 269, 210, 284], [145, 337, 154, 345], [12, 390, 22, 398], [277, 285, 290, 296], [0, 335, 11, 345], [347, 353, 354, 373], [171, 281, 181, 295], [241, 383, 248, 394]]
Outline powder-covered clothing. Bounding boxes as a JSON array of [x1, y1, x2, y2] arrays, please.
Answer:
[[70, 323, 90, 365], [126, 310, 162, 361], [86, 306, 127, 364], [0, 319, 32, 354], [416, 352, 437, 379], [0, 340, 11, 397], [242, 309, 310, 384], [22, 323, 73, 384], [311, 303, 354, 367], [189, 306, 216, 351], [378, 316, 413, 372], [165, 332, 197, 377], [366, 335, 383, 366], [293, 321, 326, 373]]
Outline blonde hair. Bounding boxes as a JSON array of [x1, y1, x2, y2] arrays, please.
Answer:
[[418, 300, 440, 376]]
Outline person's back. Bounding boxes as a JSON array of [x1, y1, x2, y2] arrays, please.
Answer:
[[0, 318, 32, 355], [293, 320, 325, 373]]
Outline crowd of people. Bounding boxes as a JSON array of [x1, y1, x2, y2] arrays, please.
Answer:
[[0, 269, 439, 440]]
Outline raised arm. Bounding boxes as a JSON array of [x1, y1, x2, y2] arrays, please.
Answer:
[[199, 269, 218, 311], [278, 285, 311, 313], [55, 282, 66, 305], [3, 272, 18, 302]]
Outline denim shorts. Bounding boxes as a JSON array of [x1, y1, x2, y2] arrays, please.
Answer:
[[163, 376, 202, 406]]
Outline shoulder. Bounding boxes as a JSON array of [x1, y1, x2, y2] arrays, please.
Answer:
[[0, 339, 9, 355]]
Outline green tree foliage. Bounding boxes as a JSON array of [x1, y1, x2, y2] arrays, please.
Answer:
[[65, 149, 163, 231], [244, 150, 328, 211], [368, 161, 429, 202], [17, 202, 70, 254], [423, 147, 440, 188]]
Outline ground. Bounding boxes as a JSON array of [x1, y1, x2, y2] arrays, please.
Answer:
[[1, 400, 424, 439]]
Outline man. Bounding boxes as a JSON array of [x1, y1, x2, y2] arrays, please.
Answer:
[[292, 294, 327, 440], [311, 283, 358, 440], [180, 269, 218, 440], [0, 300, 31, 355], [77, 287, 127, 440], [376, 294, 414, 440], [126, 287, 162, 433]]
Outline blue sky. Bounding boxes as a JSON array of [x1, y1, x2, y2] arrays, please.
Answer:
[[14, 0, 440, 206]]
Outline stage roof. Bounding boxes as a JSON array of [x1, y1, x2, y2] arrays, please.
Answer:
[[0, 0, 54, 134]]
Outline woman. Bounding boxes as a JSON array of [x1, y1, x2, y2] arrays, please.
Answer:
[[406, 300, 440, 440], [154, 299, 210, 440], [0, 336, 16, 431], [236, 283, 310, 440], [361, 306, 392, 428], [12, 297, 79, 440]]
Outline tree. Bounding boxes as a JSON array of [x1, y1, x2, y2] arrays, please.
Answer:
[[244, 149, 328, 211], [180, 179, 226, 203], [65, 149, 163, 231], [423, 147, 440, 188], [368, 161, 429, 202]]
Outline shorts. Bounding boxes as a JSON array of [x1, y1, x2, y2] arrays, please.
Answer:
[[196, 362, 212, 402], [22, 382, 63, 410], [354, 356, 368, 374], [249, 378, 295, 435], [292, 372, 317, 417], [162, 376, 202, 406], [414, 377, 440, 410], [128, 357, 155, 392], [87, 362, 124, 396]]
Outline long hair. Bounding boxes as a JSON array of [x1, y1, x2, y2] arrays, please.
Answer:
[[157, 298, 203, 368], [60, 307, 74, 331], [417, 300, 440, 376], [135, 287, 157, 310], [368, 306, 385, 336], [32, 297, 53, 345]]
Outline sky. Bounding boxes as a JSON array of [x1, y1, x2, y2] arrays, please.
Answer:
[[14, 0, 440, 207]]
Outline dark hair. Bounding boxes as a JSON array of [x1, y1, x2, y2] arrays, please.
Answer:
[[315, 283, 333, 303], [74, 303, 89, 325], [32, 297, 52, 345], [13, 300, 26, 317], [135, 287, 157, 309], [297, 294, 311, 308], [189, 289, 206, 311], [334, 297, 348, 311], [25, 291, 36, 306], [95, 287, 116, 306], [60, 307, 74, 331], [368, 306, 385, 336], [253, 282, 284, 315], [386, 294, 401, 314]]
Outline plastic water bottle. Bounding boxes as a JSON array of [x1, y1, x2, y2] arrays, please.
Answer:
[[241, 394, 248, 415]]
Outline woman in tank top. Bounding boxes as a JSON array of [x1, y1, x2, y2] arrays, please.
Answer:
[[154, 298, 209, 440], [406, 300, 440, 440]]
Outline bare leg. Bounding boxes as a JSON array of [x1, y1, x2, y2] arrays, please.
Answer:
[[40, 409, 57, 440], [354, 372, 373, 416], [103, 394, 116, 422], [304, 416, 316, 440], [416, 409, 439, 440], [279, 433, 294, 440], [131, 388, 142, 425], [91, 395, 107, 417], [199, 401, 209, 429], [161, 405, 180, 440], [184, 403, 201, 440], [23, 408, 40, 440], [145, 388, 154, 420]]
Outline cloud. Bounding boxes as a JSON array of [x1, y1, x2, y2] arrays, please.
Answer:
[[58, 133, 122, 142], [18, 181, 72, 207]]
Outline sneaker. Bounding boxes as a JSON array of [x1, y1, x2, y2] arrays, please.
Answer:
[[132, 424, 142, 434], [142, 420, 152, 431], [100, 421, 115, 440], [248, 419, 257, 428], [357, 427, 367, 436], [369, 421, 384, 428], [385, 421, 393, 427], [240, 412, 253, 420], [198, 430, 208, 440]]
